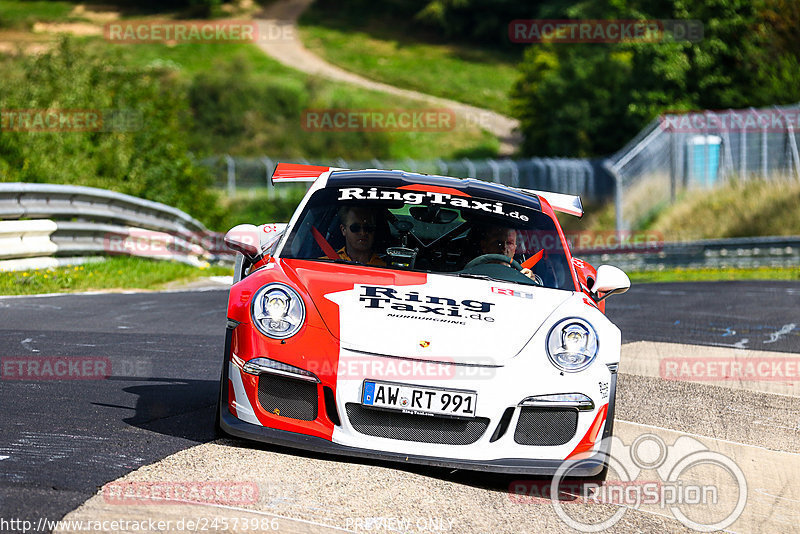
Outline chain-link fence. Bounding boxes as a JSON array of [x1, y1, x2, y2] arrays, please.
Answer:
[[202, 104, 800, 231], [199, 156, 614, 202], [606, 104, 800, 230]]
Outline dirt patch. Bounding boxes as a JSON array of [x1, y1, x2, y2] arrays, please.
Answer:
[[32, 21, 103, 37], [69, 4, 121, 24]]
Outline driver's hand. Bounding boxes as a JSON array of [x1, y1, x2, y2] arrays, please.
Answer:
[[521, 268, 544, 286]]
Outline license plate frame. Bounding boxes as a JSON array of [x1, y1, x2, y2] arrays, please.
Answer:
[[361, 379, 477, 419]]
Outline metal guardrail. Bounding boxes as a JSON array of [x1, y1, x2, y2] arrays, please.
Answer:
[[580, 236, 800, 271], [0, 183, 231, 271], [2, 183, 795, 273]]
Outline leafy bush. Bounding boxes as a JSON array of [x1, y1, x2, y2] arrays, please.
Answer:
[[0, 38, 226, 228], [185, 53, 394, 159], [510, 0, 800, 157]]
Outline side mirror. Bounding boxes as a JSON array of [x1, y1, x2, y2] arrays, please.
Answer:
[[258, 223, 288, 254], [592, 265, 630, 303], [224, 224, 262, 261]]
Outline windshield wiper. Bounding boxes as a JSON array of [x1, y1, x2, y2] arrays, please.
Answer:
[[457, 273, 507, 283]]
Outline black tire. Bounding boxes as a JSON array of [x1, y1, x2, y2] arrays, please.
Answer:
[[214, 327, 234, 438]]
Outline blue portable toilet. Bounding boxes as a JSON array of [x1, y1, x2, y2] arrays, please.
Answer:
[[686, 135, 722, 187]]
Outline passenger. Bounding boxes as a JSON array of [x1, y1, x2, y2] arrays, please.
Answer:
[[338, 206, 386, 266]]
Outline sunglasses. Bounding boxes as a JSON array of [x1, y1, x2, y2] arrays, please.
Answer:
[[348, 223, 376, 233]]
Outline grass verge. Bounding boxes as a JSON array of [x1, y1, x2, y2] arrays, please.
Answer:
[[0, 1, 76, 29], [628, 266, 800, 283], [0, 257, 232, 296]]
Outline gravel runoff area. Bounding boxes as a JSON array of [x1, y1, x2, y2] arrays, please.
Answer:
[[56, 341, 800, 534]]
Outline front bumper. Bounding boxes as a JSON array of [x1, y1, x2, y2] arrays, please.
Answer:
[[219, 405, 609, 476], [218, 355, 617, 477]]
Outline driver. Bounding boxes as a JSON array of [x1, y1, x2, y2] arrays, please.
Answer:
[[476, 225, 536, 280], [338, 206, 386, 266]]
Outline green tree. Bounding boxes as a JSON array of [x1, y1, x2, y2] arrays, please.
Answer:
[[0, 38, 224, 226]]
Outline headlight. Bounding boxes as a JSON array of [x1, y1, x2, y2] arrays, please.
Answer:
[[546, 318, 598, 372], [251, 283, 305, 339]]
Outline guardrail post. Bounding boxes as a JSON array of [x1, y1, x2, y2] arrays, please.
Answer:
[[602, 160, 624, 232], [462, 158, 476, 178], [224, 155, 235, 196], [486, 159, 500, 184], [761, 123, 768, 178], [670, 131, 677, 201], [261, 157, 275, 200]]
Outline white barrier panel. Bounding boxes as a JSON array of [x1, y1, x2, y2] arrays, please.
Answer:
[[0, 219, 58, 260]]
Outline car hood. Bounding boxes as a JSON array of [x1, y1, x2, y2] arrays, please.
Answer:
[[290, 263, 573, 365]]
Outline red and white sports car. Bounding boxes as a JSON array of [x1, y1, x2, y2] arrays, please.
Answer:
[[216, 163, 630, 477]]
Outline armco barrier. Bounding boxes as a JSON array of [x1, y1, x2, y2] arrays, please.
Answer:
[[580, 235, 800, 271], [0, 183, 231, 271], [1, 183, 795, 273]]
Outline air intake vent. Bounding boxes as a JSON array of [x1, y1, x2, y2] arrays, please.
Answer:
[[257, 374, 318, 421], [513, 408, 578, 446], [345, 403, 488, 445]]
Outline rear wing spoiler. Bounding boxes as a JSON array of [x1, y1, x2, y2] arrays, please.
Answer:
[[271, 163, 343, 184], [270, 163, 583, 217], [517, 188, 583, 217]]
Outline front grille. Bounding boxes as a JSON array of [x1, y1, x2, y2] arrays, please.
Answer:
[[345, 403, 489, 445], [514, 408, 578, 446], [257, 374, 318, 421]]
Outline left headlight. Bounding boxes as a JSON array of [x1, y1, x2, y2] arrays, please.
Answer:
[[251, 283, 305, 339], [546, 318, 598, 372]]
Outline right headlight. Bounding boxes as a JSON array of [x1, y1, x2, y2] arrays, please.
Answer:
[[251, 283, 305, 339], [546, 318, 598, 372]]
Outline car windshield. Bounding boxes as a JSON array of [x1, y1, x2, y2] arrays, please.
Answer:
[[280, 183, 576, 291]]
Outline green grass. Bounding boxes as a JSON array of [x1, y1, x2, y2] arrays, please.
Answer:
[[0, 256, 232, 295], [565, 177, 800, 240], [628, 266, 800, 283], [298, 14, 519, 116], [103, 39, 499, 159], [649, 177, 800, 240], [0, 1, 76, 29]]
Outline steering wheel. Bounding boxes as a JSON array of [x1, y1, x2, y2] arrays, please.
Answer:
[[464, 254, 544, 286], [464, 254, 523, 270]]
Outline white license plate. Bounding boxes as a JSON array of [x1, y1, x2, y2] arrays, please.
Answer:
[[361, 380, 477, 418]]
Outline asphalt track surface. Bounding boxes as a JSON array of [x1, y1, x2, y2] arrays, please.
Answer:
[[0, 281, 798, 531]]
